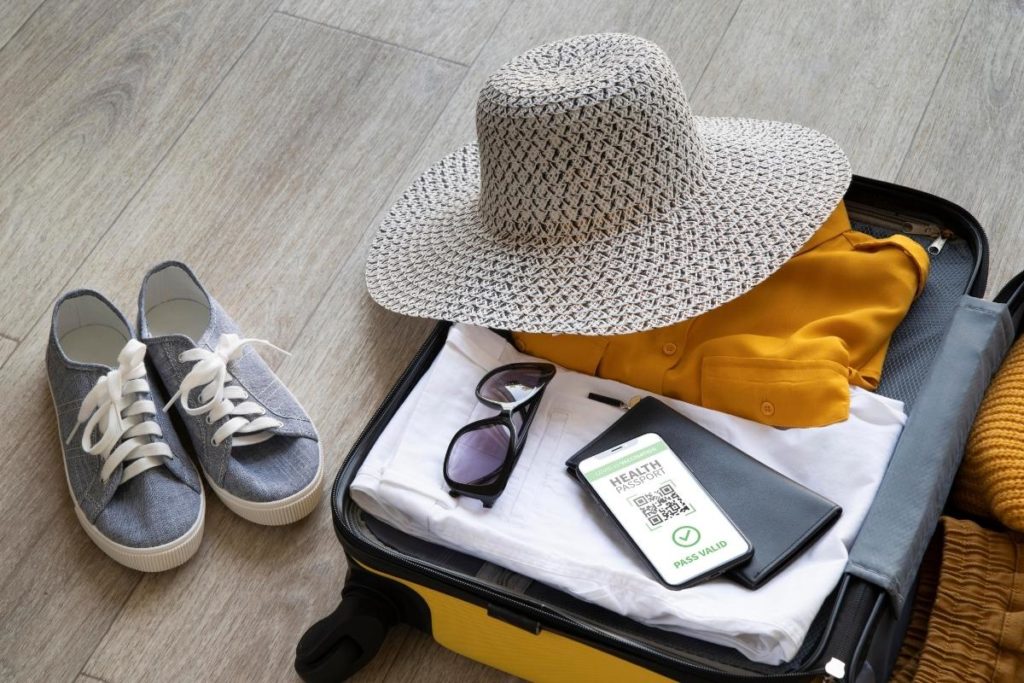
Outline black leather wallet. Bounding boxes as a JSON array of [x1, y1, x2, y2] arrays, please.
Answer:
[[567, 397, 841, 589]]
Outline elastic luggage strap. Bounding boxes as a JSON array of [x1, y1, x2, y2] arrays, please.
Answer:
[[846, 296, 1013, 611]]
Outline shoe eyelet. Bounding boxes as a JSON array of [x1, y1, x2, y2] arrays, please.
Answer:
[[205, 416, 213, 425], [211, 438, 219, 446], [177, 353, 185, 362]]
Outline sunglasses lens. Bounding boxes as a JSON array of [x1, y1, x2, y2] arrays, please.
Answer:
[[447, 422, 511, 486], [478, 365, 552, 408]]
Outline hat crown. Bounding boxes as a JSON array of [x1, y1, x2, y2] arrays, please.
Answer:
[[476, 33, 711, 238]]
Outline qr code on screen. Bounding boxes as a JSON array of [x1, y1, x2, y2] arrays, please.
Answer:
[[631, 483, 694, 528]]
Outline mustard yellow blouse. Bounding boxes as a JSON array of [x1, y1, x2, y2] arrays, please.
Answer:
[[512, 202, 930, 428]]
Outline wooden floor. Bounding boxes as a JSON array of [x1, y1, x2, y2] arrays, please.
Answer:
[[2, 1, 1023, 680]]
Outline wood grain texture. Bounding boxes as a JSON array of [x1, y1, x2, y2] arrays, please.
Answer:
[[692, 0, 972, 180], [0, 496, 139, 681], [0, 0, 41, 51], [0, 0, 280, 341], [279, 0, 512, 64], [897, 0, 1024, 292], [0, 337, 15, 370], [73, 15, 463, 682], [75, 674, 108, 683], [0, 0, 142, 135]]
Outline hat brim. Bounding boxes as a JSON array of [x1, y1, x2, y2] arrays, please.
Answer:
[[366, 117, 852, 335]]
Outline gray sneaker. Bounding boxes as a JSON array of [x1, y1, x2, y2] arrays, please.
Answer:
[[138, 262, 323, 525], [47, 290, 205, 571]]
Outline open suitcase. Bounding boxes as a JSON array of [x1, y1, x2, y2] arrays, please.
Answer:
[[295, 176, 1024, 682]]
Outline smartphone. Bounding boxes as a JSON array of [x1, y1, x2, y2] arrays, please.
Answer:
[[577, 433, 753, 589]]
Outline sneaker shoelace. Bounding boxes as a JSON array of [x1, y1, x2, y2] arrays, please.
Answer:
[[164, 333, 286, 447], [66, 339, 173, 484]]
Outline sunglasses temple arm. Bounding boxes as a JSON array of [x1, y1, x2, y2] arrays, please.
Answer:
[[586, 392, 630, 410]]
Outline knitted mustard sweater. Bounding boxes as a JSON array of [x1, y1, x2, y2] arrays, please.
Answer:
[[955, 336, 1024, 531]]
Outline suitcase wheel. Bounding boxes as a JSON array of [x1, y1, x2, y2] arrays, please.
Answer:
[[295, 583, 398, 682]]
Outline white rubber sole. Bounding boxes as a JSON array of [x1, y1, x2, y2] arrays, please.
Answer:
[[48, 375, 205, 572], [196, 358, 326, 526], [71, 489, 205, 572], [202, 443, 324, 526]]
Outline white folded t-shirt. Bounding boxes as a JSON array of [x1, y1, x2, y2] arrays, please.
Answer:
[[351, 324, 906, 665]]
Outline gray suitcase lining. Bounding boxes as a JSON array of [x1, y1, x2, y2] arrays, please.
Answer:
[[351, 216, 1007, 671], [847, 221, 1013, 611], [846, 295, 1012, 609]]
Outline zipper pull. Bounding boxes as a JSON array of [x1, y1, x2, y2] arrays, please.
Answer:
[[847, 205, 956, 251], [899, 220, 941, 238], [927, 229, 955, 255], [889, 217, 952, 254], [822, 657, 846, 681]]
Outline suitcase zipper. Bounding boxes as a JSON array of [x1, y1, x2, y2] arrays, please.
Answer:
[[342, 510, 827, 681], [836, 174, 990, 296], [846, 203, 954, 254]]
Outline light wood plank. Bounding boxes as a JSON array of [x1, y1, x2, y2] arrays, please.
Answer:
[[51, 15, 463, 353], [0, 0, 280, 341], [691, 0, 971, 180], [0, 506, 139, 681], [279, 0, 512, 64], [0, 337, 15, 370], [75, 674, 108, 683], [0, 0, 143, 135], [0, 0, 41, 51], [897, 0, 1024, 293], [72, 15, 463, 682]]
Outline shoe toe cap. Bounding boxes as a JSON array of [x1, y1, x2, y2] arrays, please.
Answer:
[[93, 469, 203, 549], [221, 436, 322, 503]]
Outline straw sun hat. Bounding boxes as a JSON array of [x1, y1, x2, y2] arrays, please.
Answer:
[[366, 33, 851, 335]]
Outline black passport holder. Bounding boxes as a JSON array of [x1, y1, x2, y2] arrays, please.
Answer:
[[567, 397, 842, 589]]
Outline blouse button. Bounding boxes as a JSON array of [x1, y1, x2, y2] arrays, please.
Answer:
[[662, 342, 678, 355], [760, 401, 776, 417]]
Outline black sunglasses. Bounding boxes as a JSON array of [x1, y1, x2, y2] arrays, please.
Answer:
[[443, 362, 556, 508]]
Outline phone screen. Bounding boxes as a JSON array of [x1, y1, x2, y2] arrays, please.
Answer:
[[577, 432, 752, 588]]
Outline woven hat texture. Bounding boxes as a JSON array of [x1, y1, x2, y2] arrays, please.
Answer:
[[955, 335, 1024, 532], [366, 33, 852, 335]]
